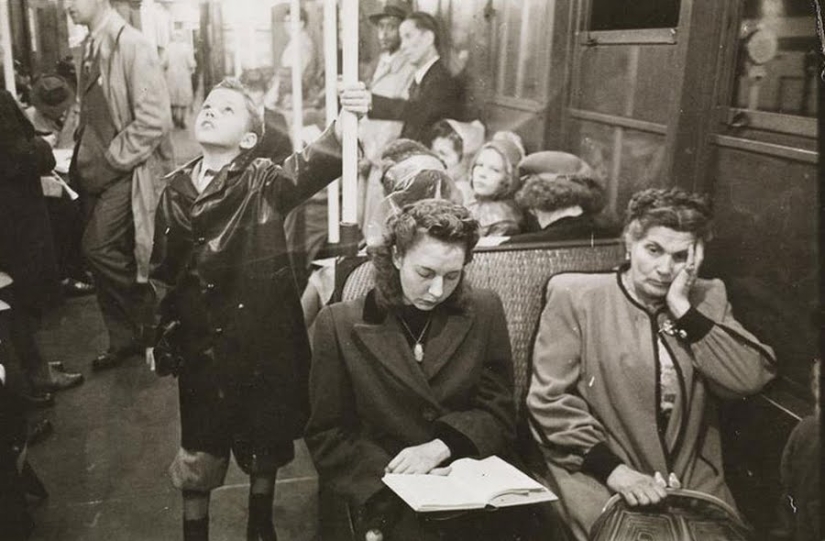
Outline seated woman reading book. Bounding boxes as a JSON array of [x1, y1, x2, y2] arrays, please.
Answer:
[[305, 200, 544, 540]]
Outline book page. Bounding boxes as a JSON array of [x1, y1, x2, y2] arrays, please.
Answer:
[[449, 456, 550, 503], [382, 473, 485, 512], [382, 456, 557, 512]]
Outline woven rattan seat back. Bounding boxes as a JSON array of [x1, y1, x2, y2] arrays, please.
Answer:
[[340, 240, 626, 414]]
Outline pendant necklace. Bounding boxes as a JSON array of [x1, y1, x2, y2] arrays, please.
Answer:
[[398, 314, 433, 362]]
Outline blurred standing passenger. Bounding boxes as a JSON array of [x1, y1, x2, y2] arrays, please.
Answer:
[[164, 29, 196, 129], [368, 11, 460, 143], [359, 0, 416, 228], [0, 90, 83, 398], [67, 0, 174, 371], [26, 75, 96, 298]]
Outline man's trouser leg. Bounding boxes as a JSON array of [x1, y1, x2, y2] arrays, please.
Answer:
[[81, 178, 138, 353]]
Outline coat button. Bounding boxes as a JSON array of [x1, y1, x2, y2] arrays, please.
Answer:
[[422, 408, 437, 422], [196, 236, 206, 245], [214, 327, 223, 335], [206, 283, 215, 291]]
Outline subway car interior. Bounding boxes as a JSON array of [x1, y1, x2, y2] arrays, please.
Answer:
[[0, 0, 820, 540]]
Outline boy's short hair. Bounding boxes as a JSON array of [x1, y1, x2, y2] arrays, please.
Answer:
[[211, 78, 265, 137]]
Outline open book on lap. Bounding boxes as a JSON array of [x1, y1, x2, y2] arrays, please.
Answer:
[[382, 456, 558, 512]]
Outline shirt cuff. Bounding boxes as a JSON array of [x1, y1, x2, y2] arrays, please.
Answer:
[[676, 307, 715, 343], [581, 442, 623, 484], [433, 422, 478, 461]]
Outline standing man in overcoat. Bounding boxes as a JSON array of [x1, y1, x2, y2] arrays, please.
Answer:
[[358, 0, 416, 227], [67, 0, 174, 371]]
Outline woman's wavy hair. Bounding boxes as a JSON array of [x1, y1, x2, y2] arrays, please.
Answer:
[[623, 188, 714, 243], [515, 173, 606, 215], [367, 199, 480, 310]]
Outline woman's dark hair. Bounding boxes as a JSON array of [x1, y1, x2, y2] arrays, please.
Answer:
[[368, 199, 479, 309], [515, 173, 606, 214], [623, 188, 713, 242], [405, 11, 441, 50], [426, 120, 463, 157]]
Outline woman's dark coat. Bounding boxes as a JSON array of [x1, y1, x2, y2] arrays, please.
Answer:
[[148, 126, 342, 441], [0, 90, 60, 314], [305, 288, 516, 507]]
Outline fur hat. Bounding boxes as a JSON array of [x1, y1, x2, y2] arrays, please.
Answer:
[[515, 152, 605, 214]]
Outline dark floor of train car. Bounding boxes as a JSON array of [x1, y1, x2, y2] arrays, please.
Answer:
[[27, 296, 319, 541], [23, 111, 319, 541]]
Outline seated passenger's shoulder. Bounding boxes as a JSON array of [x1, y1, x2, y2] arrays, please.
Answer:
[[547, 271, 616, 295]]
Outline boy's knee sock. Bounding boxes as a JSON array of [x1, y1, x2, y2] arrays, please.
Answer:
[[183, 490, 210, 541], [183, 517, 209, 541], [247, 492, 276, 541]]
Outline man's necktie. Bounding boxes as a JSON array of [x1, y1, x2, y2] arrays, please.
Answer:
[[82, 37, 95, 78], [408, 79, 420, 100]]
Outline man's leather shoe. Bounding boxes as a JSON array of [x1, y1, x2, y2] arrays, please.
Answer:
[[21, 391, 55, 409], [32, 365, 85, 392], [91, 344, 141, 372]]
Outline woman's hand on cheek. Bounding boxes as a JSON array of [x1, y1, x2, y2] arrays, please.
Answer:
[[666, 241, 704, 318], [385, 439, 451, 475], [606, 465, 668, 507]]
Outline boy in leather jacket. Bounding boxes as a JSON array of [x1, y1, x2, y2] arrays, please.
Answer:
[[145, 78, 368, 541]]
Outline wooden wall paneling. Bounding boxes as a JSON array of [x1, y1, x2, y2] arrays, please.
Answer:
[[632, 45, 679, 123], [616, 128, 668, 212], [567, 119, 617, 207], [543, 0, 575, 150], [576, 45, 633, 117], [662, 0, 730, 192], [706, 145, 818, 388]]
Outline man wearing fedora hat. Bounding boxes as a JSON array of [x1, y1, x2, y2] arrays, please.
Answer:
[[359, 0, 416, 227]]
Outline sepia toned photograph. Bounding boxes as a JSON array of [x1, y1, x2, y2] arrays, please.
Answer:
[[0, 0, 819, 540]]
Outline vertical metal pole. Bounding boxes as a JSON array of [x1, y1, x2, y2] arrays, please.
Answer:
[[289, 0, 303, 151], [324, 0, 340, 243], [0, 0, 16, 97], [340, 0, 357, 225]]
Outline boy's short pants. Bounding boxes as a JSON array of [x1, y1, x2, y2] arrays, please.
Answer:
[[170, 354, 295, 492]]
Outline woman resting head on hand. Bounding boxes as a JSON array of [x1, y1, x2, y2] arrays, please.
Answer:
[[526, 187, 776, 541]]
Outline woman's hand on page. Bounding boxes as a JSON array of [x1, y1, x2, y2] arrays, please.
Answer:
[[385, 439, 451, 474]]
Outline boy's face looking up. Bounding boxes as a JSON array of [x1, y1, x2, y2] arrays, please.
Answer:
[[195, 88, 258, 151]]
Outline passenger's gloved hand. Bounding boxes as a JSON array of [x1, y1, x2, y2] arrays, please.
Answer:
[[153, 320, 184, 377]]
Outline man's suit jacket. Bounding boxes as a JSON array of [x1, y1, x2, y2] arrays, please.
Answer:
[[368, 58, 459, 143], [305, 288, 516, 507]]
